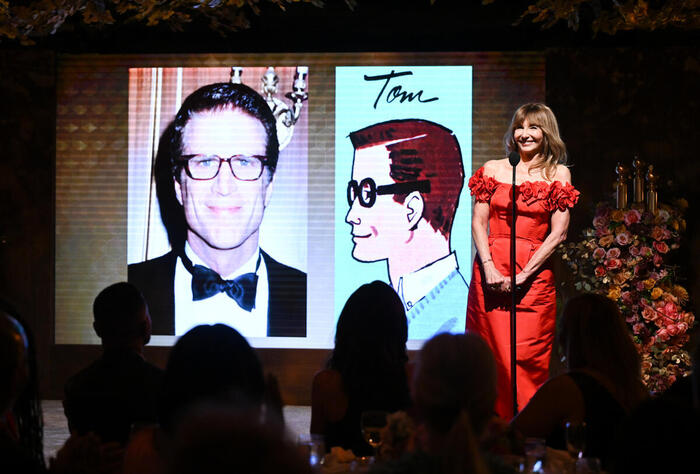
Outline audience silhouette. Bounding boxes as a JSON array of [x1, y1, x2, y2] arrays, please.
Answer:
[[168, 404, 310, 474], [311, 281, 411, 456], [372, 332, 498, 474], [0, 305, 46, 474], [63, 282, 163, 446], [123, 323, 278, 474], [511, 293, 647, 469]]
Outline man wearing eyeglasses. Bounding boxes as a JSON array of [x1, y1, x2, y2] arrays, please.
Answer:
[[346, 119, 467, 339], [129, 82, 306, 337]]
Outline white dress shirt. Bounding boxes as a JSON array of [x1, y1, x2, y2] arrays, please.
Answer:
[[174, 243, 269, 337], [396, 252, 459, 312]]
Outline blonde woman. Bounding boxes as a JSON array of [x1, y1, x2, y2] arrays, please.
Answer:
[[466, 103, 580, 419]]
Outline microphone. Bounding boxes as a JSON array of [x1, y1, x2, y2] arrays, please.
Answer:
[[507, 150, 519, 416], [509, 151, 521, 167]]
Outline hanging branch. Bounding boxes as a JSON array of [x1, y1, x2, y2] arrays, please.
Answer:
[[482, 0, 700, 35], [0, 0, 347, 44]]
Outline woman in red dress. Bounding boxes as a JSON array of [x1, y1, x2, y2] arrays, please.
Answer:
[[466, 103, 579, 420]]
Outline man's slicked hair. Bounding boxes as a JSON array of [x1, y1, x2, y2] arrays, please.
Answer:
[[349, 119, 464, 238], [167, 82, 279, 181]]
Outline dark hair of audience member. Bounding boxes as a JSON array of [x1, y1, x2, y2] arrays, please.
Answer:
[[558, 293, 644, 410], [328, 281, 410, 411], [411, 333, 494, 474], [92, 282, 151, 350], [0, 301, 45, 471], [168, 404, 311, 474], [158, 324, 266, 434]]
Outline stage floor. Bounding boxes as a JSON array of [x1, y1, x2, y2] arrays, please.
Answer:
[[42, 400, 312, 462]]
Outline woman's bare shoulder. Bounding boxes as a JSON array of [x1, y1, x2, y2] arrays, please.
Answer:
[[482, 159, 507, 177], [553, 164, 572, 184]]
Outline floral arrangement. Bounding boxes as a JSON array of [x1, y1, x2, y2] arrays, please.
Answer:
[[559, 199, 694, 392]]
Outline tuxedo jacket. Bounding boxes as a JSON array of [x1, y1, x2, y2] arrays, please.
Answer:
[[128, 250, 306, 337]]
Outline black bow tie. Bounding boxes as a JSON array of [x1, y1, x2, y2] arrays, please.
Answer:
[[180, 252, 258, 312], [190, 265, 258, 311]]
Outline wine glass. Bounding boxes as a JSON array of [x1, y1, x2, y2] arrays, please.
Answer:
[[360, 410, 388, 460], [565, 421, 587, 460]]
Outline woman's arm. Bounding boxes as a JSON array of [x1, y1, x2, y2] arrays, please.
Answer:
[[472, 200, 509, 292]]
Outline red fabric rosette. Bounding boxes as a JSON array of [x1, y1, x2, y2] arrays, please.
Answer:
[[520, 181, 550, 206], [545, 181, 580, 212], [468, 167, 499, 203]]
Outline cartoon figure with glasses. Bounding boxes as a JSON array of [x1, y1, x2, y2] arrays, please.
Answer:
[[129, 83, 306, 337], [346, 119, 468, 339]]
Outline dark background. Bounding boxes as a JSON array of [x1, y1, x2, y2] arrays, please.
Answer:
[[1, 0, 698, 403]]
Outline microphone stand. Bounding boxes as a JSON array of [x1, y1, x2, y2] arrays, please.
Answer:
[[509, 152, 520, 417]]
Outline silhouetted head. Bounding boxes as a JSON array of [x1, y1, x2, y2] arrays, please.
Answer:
[[558, 293, 642, 408], [93, 282, 151, 350], [332, 281, 408, 370], [0, 311, 29, 415], [329, 281, 410, 409], [159, 324, 265, 433], [169, 404, 311, 474], [413, 332, 497, 436]]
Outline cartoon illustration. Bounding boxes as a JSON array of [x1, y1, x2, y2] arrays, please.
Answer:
[[345, 119, 468, 339]]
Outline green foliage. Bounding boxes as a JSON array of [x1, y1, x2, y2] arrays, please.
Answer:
[[0, 0, 339, 43], [484, 0, 700, 35]]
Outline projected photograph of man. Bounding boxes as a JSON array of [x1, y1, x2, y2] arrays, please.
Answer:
[[345, 120, 468, 339], [127, 68, 307, 338]]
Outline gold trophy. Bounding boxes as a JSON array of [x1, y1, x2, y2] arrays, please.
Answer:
[[615, 162, 629, 209], [632, 157, 645, 204], [646, 165, 658, 215]]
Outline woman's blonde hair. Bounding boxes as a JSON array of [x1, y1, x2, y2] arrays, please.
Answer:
[[504, 103, 567, 181]]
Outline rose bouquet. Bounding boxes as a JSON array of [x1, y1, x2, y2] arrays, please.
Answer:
[[559, 199, 694, 392]]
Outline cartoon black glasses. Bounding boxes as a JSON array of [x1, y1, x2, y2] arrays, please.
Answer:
[[347, 177, 431, 208]]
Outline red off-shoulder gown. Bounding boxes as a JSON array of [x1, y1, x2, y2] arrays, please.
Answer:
[[466, 167, 580, 420]]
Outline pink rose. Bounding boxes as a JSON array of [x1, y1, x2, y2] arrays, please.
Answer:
[[629, 245, 640, 257], [636, 281, 645, 291], [651, 226, 667, 241], [653, 254, 663, 267], [641, 306, 657, 322], [621, 291, 635, 305], [667, 324, 680, 336], [677, 322, 689, 333], [594, 265, 607, 278], [656, 328, 670, 342], [606, 247, 621, 259], [640, 246, 653, 257], [663, 302, 679, 319], [653, 241, 669, 254], [605, 258, 622, 270], [625, 312, 639, 324], [592, 247, 606, 260], [615, 232, 631, 246], [593, 215, 609, 229], [624, 209, 642, 226]]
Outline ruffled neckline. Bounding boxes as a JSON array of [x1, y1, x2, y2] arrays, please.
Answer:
[[468, 166, 580, 211]]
